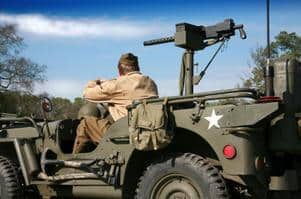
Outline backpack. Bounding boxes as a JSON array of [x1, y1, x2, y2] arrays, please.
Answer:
[[128, 99, 174, 151]]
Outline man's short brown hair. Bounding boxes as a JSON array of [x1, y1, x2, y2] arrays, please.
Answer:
[[118, 53, 140, 74]]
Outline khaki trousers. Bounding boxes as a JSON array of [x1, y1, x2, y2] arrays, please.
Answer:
[[73, 116, 112, 153]]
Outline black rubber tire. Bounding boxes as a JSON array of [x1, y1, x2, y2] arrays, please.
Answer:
[[0, 156, 24, 199], [136, 153, 229, 199]]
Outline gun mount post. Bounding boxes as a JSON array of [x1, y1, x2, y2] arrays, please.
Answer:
[[185, 50, 194, 95]]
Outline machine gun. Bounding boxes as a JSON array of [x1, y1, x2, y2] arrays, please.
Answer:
[[144, 19, 247, 95]]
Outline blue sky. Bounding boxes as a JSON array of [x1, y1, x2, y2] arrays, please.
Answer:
[[0, 0, 300, 100]]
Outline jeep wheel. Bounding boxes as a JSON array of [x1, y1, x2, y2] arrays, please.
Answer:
[[136, 153, 229, 199], [0, 156, 23, 199]]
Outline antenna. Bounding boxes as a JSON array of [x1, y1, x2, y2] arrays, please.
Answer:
[[266, 0, 271, 60], [265, 0, 274, 96]]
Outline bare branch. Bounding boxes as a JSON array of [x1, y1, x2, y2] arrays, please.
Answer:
[[0, 24, 46, 92]]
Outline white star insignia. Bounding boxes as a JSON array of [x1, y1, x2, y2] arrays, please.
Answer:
[[204, 109, 223, 129]]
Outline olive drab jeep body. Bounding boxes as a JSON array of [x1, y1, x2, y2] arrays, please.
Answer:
[[1, 19, 301, 199]]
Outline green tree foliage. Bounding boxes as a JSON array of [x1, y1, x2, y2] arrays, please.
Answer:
[[0, 25, 46, 91], [0, 91, 84, 120], [73, 97, 85, 109], [0, 91, 41, 117], [275, 31, 301, 58], [52, 97, 77, 119], [242, 31, 301, 93]]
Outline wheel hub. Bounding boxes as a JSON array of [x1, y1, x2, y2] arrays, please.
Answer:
[[169, 192, 189, 199], [151, 174, 202, 199]]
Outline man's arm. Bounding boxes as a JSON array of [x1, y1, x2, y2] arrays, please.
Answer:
[[83, 79, 118, 101], [86, 80, 98, 88]]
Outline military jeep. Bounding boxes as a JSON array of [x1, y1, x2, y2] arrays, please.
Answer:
[[1, 19, 301, 199]]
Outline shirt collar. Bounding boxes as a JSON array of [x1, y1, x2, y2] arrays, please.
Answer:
[[126, 71, 141, 76]]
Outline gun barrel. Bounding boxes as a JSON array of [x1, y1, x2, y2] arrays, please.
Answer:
[[233, 24, 243, 30], [143, 36, 175, 46]]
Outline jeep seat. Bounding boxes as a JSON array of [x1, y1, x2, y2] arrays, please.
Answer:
[[56, 119, 80, 153]]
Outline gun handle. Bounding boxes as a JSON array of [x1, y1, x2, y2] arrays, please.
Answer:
[[239, 28, 247, 39]]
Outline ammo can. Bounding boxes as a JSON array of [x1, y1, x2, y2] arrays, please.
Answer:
[[270, 59, 301, 152], [274, 59, 301, 113]]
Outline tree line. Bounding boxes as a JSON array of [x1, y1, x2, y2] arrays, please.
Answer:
[[0, 91, 84, 120]]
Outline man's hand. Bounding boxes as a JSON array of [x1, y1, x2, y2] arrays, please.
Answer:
[[86, 79, 105, 88], [95, 79, 101, 85], [86, 80, 97, 88]]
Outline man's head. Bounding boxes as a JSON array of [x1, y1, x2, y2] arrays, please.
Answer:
[[118, 53, 140, 76]]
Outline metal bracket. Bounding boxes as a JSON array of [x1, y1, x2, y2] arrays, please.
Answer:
[[39, 149, 124, 187], [190, 101, 205, 124]]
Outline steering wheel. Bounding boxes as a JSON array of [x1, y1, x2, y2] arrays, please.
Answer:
[[41, 97, 53, 113]]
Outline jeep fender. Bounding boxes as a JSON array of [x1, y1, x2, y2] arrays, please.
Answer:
[[171, 102, 279, 175], [0, 138, 39, 186]]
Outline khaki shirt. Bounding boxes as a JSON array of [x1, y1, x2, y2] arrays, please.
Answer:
[[83, 71, 158, 121]]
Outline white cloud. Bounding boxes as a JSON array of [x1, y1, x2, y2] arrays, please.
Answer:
[[0, 13, 163, 38], [34, 75, 240, 101], [35, 79, 180, 100], [34, 79, 85, 100]]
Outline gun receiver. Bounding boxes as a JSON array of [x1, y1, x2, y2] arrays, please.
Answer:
[[144, 19, 246, 50]]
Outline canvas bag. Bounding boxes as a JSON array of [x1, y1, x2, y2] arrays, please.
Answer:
[[128, 99, 174, 151]]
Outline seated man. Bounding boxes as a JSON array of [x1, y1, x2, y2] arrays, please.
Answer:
[[73, 53, 158, 153]]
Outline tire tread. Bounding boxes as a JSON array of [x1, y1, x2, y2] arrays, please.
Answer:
[[136, 153, 229, 199], [0, 156, 23, 199]]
